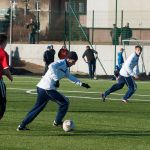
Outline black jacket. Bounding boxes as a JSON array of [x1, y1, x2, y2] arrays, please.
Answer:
[[43, 49, 55, 65]]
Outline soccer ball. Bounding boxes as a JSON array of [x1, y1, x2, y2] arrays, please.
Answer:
[[62, 120, 75, 132]]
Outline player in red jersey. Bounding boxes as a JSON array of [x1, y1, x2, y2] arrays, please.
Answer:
[[0, 34, 13, 120]]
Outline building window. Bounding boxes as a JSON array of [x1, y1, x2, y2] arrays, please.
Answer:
[[79, 2, 86, 13]]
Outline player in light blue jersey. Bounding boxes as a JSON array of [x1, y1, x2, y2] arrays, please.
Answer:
[[17, 51, 90, 131], [101, 45, 142, 103]]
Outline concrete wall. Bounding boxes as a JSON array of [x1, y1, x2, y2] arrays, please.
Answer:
[[5, 44, 150, 75]]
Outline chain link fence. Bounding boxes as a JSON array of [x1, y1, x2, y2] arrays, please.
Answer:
[[1, 1, 150, 44]]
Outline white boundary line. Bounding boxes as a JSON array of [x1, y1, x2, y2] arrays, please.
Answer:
[[8, 88, 150, 97], [25, 90, 150, 102], [7, 88, 150, 102]]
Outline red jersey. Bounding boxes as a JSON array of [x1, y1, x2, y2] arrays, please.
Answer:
[[0, 48, 9, 79]]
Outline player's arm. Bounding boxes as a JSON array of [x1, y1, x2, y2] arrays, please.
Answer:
[[133, 65, 140, 79], [82, 52, 87, 63], [1, 53, 13, 81], [83, 57, 87, 63], [3, 68, 13, 81], [66, 71, 90, 89]]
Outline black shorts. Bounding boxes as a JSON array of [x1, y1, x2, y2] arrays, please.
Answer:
[[0, 79, 6, 120]]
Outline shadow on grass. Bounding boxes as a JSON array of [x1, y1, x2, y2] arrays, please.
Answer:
[[0, 146, 28, 150], [2, 129, 150, 137]]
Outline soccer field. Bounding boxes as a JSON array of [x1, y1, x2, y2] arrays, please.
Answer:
[[1, 76, 150, 150]]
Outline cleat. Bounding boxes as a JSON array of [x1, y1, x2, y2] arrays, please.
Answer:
[[16, 125, 30, 131], [53, 120, 63, 128], [101, 93, 106, 102], [122, 99, 129, 103]]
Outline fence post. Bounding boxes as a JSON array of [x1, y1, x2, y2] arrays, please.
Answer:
[[68, 0, 71, 52], [64, 11, 67, 45], [92, 10, 94, 45], [114, 0, 118, 70], [121, 9, 123, 44]]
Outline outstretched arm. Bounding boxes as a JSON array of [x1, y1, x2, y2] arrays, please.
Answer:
[[66, 72, 90, 89]]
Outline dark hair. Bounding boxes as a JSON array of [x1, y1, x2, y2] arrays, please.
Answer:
[[0, 34, 7, 45], [135, 45, 142, 51], [66, 51, 78, 61], [86, 46, 90, 49]]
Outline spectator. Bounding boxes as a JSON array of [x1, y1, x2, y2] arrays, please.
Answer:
[[110, 24, 121, 45], [117, 47, 124, 70], [43, 45, 55, 74], [82, 46, 98, 79], [58, 45, 69, 59], [111, 47, 124, 80], [26, 18, 37, 44], [121, 22, 132, 45]]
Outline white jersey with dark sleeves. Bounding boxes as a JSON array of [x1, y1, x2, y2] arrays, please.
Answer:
[[37, 59, 82, 90]]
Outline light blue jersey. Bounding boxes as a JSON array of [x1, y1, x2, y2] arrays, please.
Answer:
[[37, 59, 82, 90], [120, 52, 140, 77]]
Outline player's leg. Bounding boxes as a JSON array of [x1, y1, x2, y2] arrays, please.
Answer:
[[88, 62, 93, 79], [92, 60, 96, 79], [18, 87, 49, 130], [102, 76, 125, 101], [29, 33, 32, 44], [32, 33, 36, 44], [0, 80, 6, 120], [46, 90, 69, 126], [123, 76, 137, 101]]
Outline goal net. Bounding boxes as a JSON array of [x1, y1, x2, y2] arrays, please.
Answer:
[[122, 38, 150, 76]]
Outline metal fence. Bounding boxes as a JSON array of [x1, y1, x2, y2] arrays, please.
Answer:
[[1, 3, 150, 45]]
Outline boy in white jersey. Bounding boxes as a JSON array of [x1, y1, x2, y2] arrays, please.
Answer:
[[101, 45, 142, 103], [17, 51, 90, 131]]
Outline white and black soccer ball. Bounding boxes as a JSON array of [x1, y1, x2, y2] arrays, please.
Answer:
[[63, 120, 75, 132]]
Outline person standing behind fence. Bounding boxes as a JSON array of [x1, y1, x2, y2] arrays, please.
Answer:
[[0, 34, 13, 120], [121, 22, 132, 45], [58, 45, 69, 59], [43, 45, 56, 74], [26, 18, 37, 44], [110, 24, 121, 45], [117, 47, 124, 70], [82, 46, 98, 80]]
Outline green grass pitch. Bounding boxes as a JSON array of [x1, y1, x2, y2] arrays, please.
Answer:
[[0, 76, 150, 150]]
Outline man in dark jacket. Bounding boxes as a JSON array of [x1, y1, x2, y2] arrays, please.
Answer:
[[110, 24, 121, 45], [121, 22, 132, 45], [43, 45, 55, 74], [26, 18, 37, 44], [82, 46, 98, 79]]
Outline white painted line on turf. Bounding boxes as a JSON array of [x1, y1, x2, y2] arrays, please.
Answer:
[[8, 88, 150, 97], [7, 88, 150, 102], [25, 89, 150, 97], [24, 89, 150, 102], [8, 87, 34, 91]]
